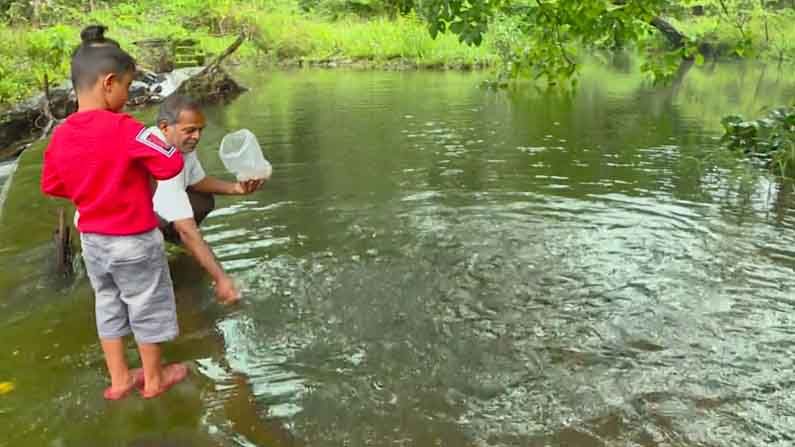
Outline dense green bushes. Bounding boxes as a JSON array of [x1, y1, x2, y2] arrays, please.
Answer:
[[722, 107, 795, 178], [0, 0, 495, 105]]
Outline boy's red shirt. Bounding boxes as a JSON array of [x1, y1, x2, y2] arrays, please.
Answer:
[[41, 109, 184, 235]]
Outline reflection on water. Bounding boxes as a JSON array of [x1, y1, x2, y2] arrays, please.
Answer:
[[0, 160, 14, 183], [1, 61, 795, 446], [0, 160, 16, 220]]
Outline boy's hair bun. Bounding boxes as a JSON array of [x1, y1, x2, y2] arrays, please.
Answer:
[[80, 25, 108, 44], [71, 25, 135, 92]]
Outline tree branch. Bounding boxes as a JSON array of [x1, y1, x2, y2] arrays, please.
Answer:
[[197, 34, 245, 77], [40, 73, 57, 139], [649, 16, 687, 49], [534, 0, 576, 67]]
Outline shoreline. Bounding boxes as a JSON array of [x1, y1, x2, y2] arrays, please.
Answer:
[[267, 54, 494, 71], [0, 58, 493, 162]]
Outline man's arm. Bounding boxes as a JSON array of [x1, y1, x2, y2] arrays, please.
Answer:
[[173, 218, 239, 303], [191, 176, 263, 196]]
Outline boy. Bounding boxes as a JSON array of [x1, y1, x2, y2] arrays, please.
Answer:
[[41, 26, 188, 399]]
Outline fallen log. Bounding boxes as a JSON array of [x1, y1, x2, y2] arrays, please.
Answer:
[[649, 16, 687, 49], [1, 81, 74, 161], [176, 34, 247, 103]]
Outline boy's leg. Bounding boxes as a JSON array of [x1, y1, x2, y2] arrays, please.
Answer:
[[111, 229, 187, 396], [100, 338, 135, 391], [137, 343, 187, 397], [137, 342, 163, 392], [81, 233, 139, 395]]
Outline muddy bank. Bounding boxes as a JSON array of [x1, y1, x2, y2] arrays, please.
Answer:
[[0, 86, 72, 161], [273, 55, 491, 71]]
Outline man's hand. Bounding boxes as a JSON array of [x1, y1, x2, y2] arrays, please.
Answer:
[[174, 218, 240, 304], [215, 275, 241, 304], [192, 176, 264, 196], [233, 179, 264, 195]]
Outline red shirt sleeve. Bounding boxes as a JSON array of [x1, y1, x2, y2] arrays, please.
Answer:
[[120, 116, 184, 180], [40, 138, 69, 198]]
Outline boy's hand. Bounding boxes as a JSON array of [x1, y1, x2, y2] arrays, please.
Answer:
[[233, 179, 264, 195], [215, 275, 241, 304]]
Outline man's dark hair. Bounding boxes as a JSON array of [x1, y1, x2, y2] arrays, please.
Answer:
[[71, 25, 136, 92], [157, 95, 203, 126]]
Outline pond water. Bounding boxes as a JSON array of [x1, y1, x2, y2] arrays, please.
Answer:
[[1, 60, 795, 446]]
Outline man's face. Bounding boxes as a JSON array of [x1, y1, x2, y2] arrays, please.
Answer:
[[161, 108, 206, 153]]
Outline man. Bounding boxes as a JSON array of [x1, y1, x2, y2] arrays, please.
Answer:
[[152, 95, 264, 303]]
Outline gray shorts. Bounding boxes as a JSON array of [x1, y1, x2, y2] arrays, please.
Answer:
[[81, 229, 178, 344]]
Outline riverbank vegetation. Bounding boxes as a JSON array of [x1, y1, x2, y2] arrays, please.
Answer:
[[1, 0, 794, 105], [0, 0, 497, 105], [722, 106, 795, 178]]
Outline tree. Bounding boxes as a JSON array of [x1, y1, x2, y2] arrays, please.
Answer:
[[420, 0, 694, 85]]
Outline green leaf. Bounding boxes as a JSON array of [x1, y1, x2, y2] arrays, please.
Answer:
[[721, 114, 744, 131], [605, 2, 627, 12], [428, 22, 439, 39]]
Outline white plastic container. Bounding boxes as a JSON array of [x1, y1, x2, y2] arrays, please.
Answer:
[[219, 129, 272, 181]]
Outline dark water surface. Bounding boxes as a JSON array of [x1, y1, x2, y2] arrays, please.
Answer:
[[1, 61, 795, 446]]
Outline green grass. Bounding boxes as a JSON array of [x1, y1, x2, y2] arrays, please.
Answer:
[[250, 11, 494, 66], [666, 9, 795, 60], [0, 23, 78, 105], [0, 0, 496, 107], [2, 0, 793, 107]]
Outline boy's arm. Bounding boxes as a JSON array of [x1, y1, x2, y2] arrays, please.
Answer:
[[40, 148, 69, 198], [123, 119, 184, 180]]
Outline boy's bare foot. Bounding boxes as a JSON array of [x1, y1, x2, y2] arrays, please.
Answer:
[[140, 363, 189, 399], [103, 368, 145, 400]]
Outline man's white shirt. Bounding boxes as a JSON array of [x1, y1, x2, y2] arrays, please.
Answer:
[[151, 127, 207, 223]]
